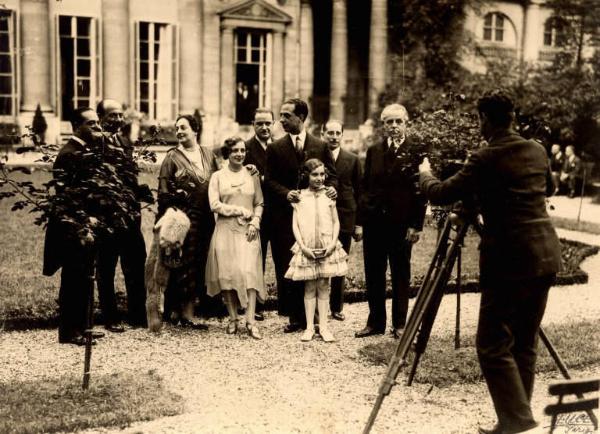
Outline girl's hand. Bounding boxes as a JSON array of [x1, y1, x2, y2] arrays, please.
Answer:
[[324, 243, 336, 257], [301, 245, 316, 259], [246, 224, 258, 242]]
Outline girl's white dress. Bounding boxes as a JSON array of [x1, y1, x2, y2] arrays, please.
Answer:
[[285, 188, 348, 281]]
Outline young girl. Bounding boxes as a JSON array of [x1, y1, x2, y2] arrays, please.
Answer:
[[285, 159, 348, 342]]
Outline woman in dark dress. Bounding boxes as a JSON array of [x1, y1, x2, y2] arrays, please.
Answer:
[[157, 114, 219, 328]]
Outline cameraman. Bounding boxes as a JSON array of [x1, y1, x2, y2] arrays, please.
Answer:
[[418, 90, 560, 434]]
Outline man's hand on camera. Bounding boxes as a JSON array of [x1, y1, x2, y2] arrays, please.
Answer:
[[419, 157, 431, 174], [406, 228, 421, 244], [287, 190, 301, 203], [353, 226, 363, 242]]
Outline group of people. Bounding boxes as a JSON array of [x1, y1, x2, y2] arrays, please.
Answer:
[[549, 143, 584, 197], [45, 90, 561, 434]]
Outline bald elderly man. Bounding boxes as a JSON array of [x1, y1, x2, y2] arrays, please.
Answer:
[[355, 104, 427, 338], [95, 99, 148, 331]]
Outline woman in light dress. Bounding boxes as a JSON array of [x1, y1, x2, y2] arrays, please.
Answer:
[[205, 137, 266, 339]]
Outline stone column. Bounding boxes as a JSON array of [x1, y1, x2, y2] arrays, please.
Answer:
[[220, 25, 235, 119], [102, 0, 129, 104], [178, 0, 203, 113], [271, 30, 285, 113], [21, 0, 52, 111], [299, 0, 313, 103], [329, 0, 347, 121], [368, 0, 388, 116], [522, 2, 541, 62]]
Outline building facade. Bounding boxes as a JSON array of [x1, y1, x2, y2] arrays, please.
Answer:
[[0, 0, 583, 145]]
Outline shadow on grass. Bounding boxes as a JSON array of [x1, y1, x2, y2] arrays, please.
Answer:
[[358, 319, 600, 388], [0, 371, 183, 434]]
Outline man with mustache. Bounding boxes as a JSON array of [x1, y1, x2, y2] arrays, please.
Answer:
[[265, 98, 337, 333], [95, 99, 148, 331], [322, 119, 362, 321]]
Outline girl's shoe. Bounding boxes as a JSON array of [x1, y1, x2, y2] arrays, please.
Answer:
[[246, 324, 262, 340], [226, 319, 238, 335], [301, 328, 315, 342], [320, 327, 336, 343]]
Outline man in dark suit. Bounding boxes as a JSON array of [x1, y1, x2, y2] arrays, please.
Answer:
[[244, 107, 275, 320], [265, 98, 337, 333], [355, 104, 427, 339], [95, 99, 147, 331], [43, 107, 105, 345], [322, 119, 362, 321], [560, 145, 583, 198], [419, 90, 561, 434]]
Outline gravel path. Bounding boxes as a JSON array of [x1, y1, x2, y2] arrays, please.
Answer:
[[1, 229, 599, 434]]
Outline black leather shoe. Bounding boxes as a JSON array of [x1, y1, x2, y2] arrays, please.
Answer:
[[91, 330, 106, 339], [180, 319, 209, 330], [105, 323, 126, 333], [331, 312, 345, 321], [391, 328, 404, 339], [355, 326, 385, 338], [254, 312, 265, 321], [59, 335, 96, 346], [283, 323, 303, 333], [477, 424, 503, 434]]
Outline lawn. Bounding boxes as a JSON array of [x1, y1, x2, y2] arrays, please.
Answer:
[[0, 371, 183, 434], [358, 318, 600, 388], [0, 169, 594, 326]]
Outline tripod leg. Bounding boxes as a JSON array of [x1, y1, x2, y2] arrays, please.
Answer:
[[454, 248, 462, 350], [539, 327, 598, 428]]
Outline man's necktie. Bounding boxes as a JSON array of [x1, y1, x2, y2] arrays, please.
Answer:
[[295, 136, 303, 158]]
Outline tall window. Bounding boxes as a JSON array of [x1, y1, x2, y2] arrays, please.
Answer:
[[234, 29, 270, 124], [134, 22, 178, 121], [544, 17, 567, 47], [0, 10, 17, 116], [58, 16, 99, 121], [483, 12, 505, 42]]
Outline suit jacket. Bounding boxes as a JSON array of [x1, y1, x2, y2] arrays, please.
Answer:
[[244, 135, 267, 180], [358, 136, 427, 230], [419, 130, 561, 283], [334, 148, 362, 234], [562, 155, 582, 178], [265, 132, 337, 221], [550, 152, 565, 173], [43, 138, 89, 276]]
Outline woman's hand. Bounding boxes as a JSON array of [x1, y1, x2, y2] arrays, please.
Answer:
[[246, 224, 258, 242], [301, 245, 316, 259], [241, 208, 253, 219]]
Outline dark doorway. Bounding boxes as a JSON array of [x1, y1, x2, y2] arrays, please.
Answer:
[[235, 29, 266, 125], [311, 0, 332, 125], [345, 0, 371, 128]]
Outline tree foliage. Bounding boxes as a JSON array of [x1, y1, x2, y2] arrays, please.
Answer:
[[0, 129, 160, 245]]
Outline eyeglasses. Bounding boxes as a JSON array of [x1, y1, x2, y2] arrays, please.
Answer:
[[384, 118, 405, 126]]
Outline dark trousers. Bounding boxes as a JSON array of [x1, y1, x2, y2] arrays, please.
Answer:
[[363, 218, 412, 330], [330, 232, 352, 314], [58, 248, 95, 341], [256, 212, 273, 314], [270, 214, 305, 327], [476, 274, 553, 433], [96, 222, 147, 326]]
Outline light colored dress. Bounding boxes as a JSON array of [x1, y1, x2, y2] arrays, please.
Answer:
[[285, 188, 348, 281], [205, 166, 266, 307]]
